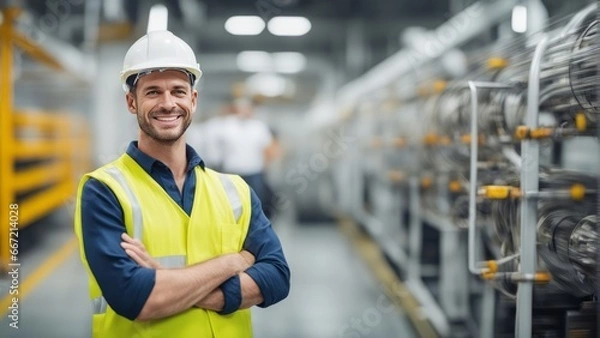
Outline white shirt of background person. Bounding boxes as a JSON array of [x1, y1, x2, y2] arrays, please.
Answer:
[[218, 114, 273, 176]]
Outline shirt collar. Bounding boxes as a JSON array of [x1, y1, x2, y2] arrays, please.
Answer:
[[126, 141, 205, 175]]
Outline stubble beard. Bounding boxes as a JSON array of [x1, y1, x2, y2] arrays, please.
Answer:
[[137, 108, 191, 145]]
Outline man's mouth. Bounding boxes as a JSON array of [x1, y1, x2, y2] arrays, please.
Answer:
[[154, 115, 181, 122]]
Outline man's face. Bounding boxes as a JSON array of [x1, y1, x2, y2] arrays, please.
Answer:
[[125, 70, 197, 144]]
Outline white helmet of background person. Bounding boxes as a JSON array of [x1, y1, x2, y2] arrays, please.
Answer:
[[120, 30, 202, 92]]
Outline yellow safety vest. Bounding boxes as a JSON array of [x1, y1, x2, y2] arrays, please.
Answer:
[[74, 154, 253, 338]]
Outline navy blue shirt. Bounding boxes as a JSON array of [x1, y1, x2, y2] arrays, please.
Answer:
[[80, 142, 290, 320]]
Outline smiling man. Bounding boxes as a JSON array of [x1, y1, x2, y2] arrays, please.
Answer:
[[74, 30, 290, 338]]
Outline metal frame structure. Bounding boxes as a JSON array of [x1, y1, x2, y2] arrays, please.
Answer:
[[515, 33, 549, 338], [306, 1, 599, 337], [0, 7, 91, 271], [464, 35, 549, 336], [467, 81, 514, 275]]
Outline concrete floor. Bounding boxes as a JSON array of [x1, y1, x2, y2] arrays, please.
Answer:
[[0, 207, 416, 338]]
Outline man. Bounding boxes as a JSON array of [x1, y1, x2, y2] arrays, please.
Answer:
[[198, 98, 281, 218], [74, 30, 290, 338]]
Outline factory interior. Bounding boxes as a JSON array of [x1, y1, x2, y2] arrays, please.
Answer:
[[1, 0, 600, 337]]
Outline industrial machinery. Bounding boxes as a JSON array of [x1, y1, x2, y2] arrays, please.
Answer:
[[304, 1, 600, 337]]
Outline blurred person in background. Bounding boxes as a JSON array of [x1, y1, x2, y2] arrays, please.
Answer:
[[197, 98, 282, 218], [186, 104, 229, 171], [74, 30, 289, 338]]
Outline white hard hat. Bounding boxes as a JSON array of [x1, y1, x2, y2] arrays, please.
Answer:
[[120, 30, 202, 92]]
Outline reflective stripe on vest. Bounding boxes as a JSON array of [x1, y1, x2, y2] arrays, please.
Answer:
[[92, 296, 108, 315], [92, 168, 241, 315], [155, 255, 186, 268], [217, 173, 242, 222], [104, 167, 143, 239]]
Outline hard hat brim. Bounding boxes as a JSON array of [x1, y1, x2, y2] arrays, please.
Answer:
[[120, 61, 202, 92]]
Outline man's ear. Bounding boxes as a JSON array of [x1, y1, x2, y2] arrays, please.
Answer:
[[125, 92, 137, 114], [191, 89, 198, 115]]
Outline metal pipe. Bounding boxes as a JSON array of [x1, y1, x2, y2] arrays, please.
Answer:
[[83, 0, 101, 52], [559, 3, 597, 39], [336, 0, 519, 110], [405, 279, 451, 336], [502, 147, 522, 169], [467, 81, 513, 275], [408, 176, 422, 281], [480, 285, 496, 338], [524, 190, 595, 200], [516, 34, 549, 338]]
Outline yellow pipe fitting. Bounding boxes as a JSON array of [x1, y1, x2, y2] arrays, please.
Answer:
[[514, 126, 528, 140], [392, 137, 405, 148], [387, 170, 405, 183], [432, 80, 447, 93], [460, 134, 484, 145], [448, 180, 462, 193], [487, 57, 508, 70], [481, 271, 495, 280], [421, 177, 433, 189], [480, 186, 511, 199], [570, 183, 586, 201], [510, 187, 522, 199], [460, 134, 472, 144], [480, 260, 498, 280], [530, 127, 553, 139], [534, 272, 552, 284], [485, 260, 498, 274], [575, 112, 587, 132], [439, 136, 452, 145], [423, 133, 438, 146], [515, 126, 553, 140]]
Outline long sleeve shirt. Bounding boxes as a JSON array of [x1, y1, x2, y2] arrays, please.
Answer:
[[80, 141, 290, 320]]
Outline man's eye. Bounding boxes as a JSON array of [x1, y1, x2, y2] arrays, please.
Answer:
[[146, 90, 158, 95], [175, 90, 187, 95]]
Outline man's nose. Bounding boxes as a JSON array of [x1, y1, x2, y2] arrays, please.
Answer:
[[158, 92, 177, 111]]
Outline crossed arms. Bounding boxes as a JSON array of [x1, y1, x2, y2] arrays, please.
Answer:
[[120, 233, 263, 320], [80, 178, 290, 322]]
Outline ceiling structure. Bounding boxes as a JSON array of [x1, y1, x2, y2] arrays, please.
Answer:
[[16, 0, 594, 110]]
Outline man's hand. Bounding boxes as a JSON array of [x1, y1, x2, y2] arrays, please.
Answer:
[[193, 251, 255, 312], [121, 233, 163, 269], [239, 250, 255, 269]]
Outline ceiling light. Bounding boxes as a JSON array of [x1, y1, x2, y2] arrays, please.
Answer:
[[246, 73, 288, 97], [267, 16, 311, 36], [511, 5, 527, 33], [273, 52, 306, 73], [237, 51, 273, 72], [225, 16, 265, 36]]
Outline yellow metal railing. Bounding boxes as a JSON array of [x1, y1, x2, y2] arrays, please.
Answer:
[[0, 8, 91, 271]]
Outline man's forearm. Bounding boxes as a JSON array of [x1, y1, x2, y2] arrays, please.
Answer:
[[195, 289, 224, 312], [239, 272, 264, 309], [137, 252, 253, 321], [194, 272, 263, 313]]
